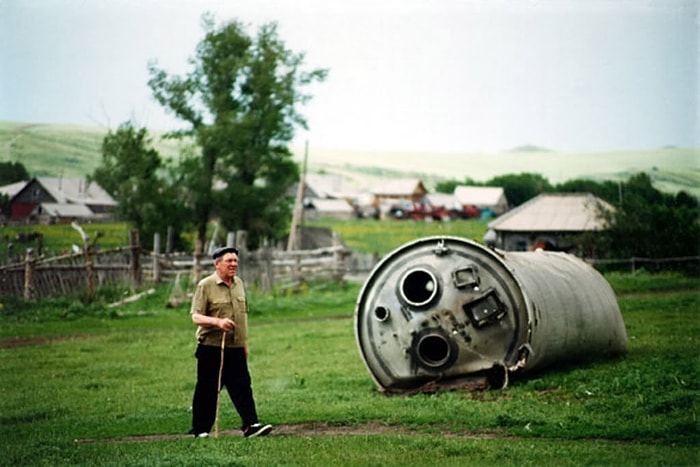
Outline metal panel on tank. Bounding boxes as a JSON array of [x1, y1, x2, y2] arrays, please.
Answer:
[[354, 236, 627, 394]]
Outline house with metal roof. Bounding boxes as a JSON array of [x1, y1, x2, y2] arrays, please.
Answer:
[[371, 178, 427, 201], [369, 178, 428, 218], [7, 177, 117, 223], [453, 186, 509, 216], [304, 198, 355, 221], [483, 193, 613, 255], [287, 173, 364, 220], [302, 173, 359, 200]]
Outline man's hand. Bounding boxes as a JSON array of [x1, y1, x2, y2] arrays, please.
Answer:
[[191, 313, 235, 331], [219, 317, 235, 332]]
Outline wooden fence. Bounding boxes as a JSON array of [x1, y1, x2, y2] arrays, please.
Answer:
[[0, 239, 373, 300], [585, 255, 700, 274], [2, 238, 697, 301]]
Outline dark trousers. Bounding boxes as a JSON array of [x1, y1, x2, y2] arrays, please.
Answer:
[[191, 344, 259, 434]]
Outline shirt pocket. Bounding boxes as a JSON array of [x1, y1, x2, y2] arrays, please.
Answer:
[[235, 296, 248, 313]]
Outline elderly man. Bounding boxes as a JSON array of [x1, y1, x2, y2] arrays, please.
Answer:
[[188, 246, 272, 438]]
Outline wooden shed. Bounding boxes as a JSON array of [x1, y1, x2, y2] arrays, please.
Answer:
[[484, 193, 613, 256]]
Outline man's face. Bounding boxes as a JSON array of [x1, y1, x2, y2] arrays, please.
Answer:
[[215, 252, 238, 280]]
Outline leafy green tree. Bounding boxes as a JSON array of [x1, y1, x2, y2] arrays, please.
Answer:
[[0, 161, 29, 217], [554, 178, 621, 205], [91, 122, 189, 249], [0, 193, 9, 217], [0, 161, 29, 185], [434, 177, 480, 194], [597, 173, 700, 259], [486, 173, 552, 207], [148, 15, 327, 251]]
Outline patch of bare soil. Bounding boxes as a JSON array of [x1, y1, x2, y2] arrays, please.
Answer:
[[0, 334, 91, 349], [75, 422, 509, 444], [0, 336, 58, 348]]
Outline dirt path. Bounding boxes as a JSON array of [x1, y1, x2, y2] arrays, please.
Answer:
[[75, 421, 509, 444]]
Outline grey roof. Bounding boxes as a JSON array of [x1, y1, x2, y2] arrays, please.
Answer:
[[308, 198, 354, 213], [35, 177, 117, 206], [304, 174, 359, 199], [425, 193, 460, 209], [38, 203, 95, 217], [371, 178, 425, 197], [0, 180, 28, 198], [454, 186, 506, 206], [488, 193, 613, 232]]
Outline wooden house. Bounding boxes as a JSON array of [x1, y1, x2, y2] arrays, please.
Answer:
[[7, 177, 117, 223], [484, 193, 613, 256]]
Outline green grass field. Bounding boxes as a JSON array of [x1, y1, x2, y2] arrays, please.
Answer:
[[0, 219, 491, 264], [2, 120, 699, 196], [1, 263, 698, 465]]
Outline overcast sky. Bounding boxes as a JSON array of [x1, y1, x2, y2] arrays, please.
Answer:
[[1, 0, 698, 153]]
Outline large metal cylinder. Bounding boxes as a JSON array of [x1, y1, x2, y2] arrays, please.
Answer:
[[355, 236, 627, 394]]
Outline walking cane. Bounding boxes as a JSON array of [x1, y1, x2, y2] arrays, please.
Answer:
[[214, 331, 226, 438]]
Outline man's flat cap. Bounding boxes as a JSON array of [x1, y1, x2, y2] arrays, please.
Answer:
[[212, 246, 239, 260]]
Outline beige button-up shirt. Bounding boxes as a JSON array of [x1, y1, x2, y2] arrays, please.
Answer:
[[190, 272, 249, 348]]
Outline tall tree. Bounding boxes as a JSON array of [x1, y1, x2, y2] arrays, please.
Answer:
[[91, 122, 189, 249], [148, 15, 327, 251], [487, 173, 552, 207], [0, 161, 29, 185], [597, 173, 700, 259], [0, 162, 29, 217]]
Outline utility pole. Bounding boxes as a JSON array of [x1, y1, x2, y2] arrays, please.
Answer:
[[287, 140, 308, 251]]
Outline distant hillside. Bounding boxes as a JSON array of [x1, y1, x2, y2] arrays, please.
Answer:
[[293, 145, 700, 197], [2, 120, 698, 197], [0, 121, 184, 178], [509, 144, 551, 152]]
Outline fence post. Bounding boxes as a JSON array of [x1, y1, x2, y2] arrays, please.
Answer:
[[130, 229, 140, 287], [294, 252, 302, 287], [23, 248, 34, 300], [236, 230, 247, 254], [260, 242, 273, 292], [332, 231, 345, 282], [84, 239, 94, 298], [192, 238, 203, 285], [153, 232, 161, 284], [166, 226, 174, 257], [36, 233, 44, 257]]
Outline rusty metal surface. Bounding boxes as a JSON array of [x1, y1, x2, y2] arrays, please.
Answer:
[[354, 236, 627, 394]]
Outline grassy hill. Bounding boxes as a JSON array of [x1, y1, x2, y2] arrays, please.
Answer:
[[0, 121, 185, 178], [2, 120, 698, 196]]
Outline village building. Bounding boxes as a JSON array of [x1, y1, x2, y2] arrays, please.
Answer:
[[303, 198, 355, 221], [453, 186, 509, 217], [369, 178, 428, 218], [484, 193, 613, 256], [3, 177, 117, 224], [286, 173, 359, 221]]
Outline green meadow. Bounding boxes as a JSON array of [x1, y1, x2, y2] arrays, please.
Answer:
[[1, 261, 698, 465], [2, 120, 698, 196], [0, 219, 491, 264], [1, 121, 699, 465]]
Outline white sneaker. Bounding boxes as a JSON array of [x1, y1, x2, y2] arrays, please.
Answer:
[[244, 423, 272, 438]]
